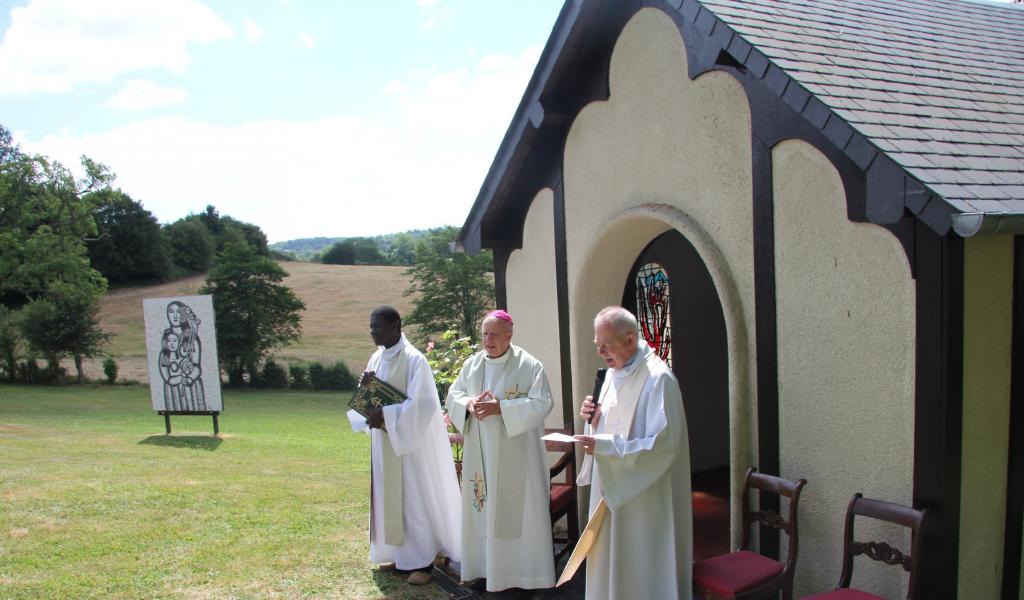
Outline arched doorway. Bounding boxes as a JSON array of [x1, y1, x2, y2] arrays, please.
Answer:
[[623, 229, 730, 559]]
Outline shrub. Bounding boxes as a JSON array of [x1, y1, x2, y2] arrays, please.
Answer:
[[425, 330, 478, 402], [308, 362, 326, 389], [306, 360, 355, 390], [289, 364, 309, 389], [102, 357, 118, 384], [260, 359, 289, 389], [320, 361, 356, 391]]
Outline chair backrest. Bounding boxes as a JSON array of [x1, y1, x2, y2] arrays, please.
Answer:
[[739, 466, 807, 577], [836, 493, 927, 600]]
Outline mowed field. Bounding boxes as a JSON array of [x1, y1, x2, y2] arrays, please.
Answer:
[[85, 262, 418, 385], [0, 385, 450, 600]]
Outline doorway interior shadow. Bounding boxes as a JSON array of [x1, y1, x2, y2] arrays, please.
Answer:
[[138, 435, 223, 451]]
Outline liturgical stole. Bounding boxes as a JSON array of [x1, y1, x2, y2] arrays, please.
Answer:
[[560, 345, 655, 586], [369, 348, 409, 547], [460, 347, 534, 538], [576, 345, 655, 486]]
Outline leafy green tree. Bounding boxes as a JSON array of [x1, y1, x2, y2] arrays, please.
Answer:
[[87, 189, 171, 284], [350, 237, 384, 265], [164, 218, 215, 274], [19, 296, 110, 382], [321, 240, 356, 264], [0, 125, 111, 380], [0, 306, 20, 381], [321, 237, 384, 265], [0, 130, 109, 309], [403, 226, 494, 343], [385, 232, 418, 265], [221, 216, 268, 255], [200, 242, 305, 386]]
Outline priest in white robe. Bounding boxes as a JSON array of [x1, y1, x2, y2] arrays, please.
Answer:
[[446, 309, 556, 591], [359, 306, 462, 586], [575, 306, 692, 600]]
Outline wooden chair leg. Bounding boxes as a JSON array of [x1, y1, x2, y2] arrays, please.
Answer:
[[567, 504, 580, 542]]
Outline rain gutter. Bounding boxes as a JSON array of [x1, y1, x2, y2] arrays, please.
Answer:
[[951, 213, 1024, 237]]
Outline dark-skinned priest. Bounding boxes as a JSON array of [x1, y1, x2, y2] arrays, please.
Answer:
[[446, 310, 556, 591], [358, 306, 461, 586], [575, 306, 692, 599]]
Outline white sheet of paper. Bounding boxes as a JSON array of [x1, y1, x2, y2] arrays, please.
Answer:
[[541, 431, 579, 443], [347, 409, 370, 434]]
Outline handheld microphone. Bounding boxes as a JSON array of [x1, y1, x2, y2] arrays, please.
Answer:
[[587, 368, 608, 424]]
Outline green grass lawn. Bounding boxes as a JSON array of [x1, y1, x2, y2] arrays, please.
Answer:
[[0, 385, 450, 600]]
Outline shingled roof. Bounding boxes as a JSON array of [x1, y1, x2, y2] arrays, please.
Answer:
[[701, 0, 1024, 234], [459, 0, 1024, 251]]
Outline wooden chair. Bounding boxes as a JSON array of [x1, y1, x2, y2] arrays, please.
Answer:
[[545, 427, 580, 563], [693, 467, 807, 600], [800, 494, 927, 600], [448, 432, 464, 484]]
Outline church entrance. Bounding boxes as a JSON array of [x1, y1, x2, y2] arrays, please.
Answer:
[[622, 229, 730, 560]]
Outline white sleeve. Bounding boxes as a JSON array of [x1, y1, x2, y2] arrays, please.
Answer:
[[445, 359, 473, 434], [593, 373, 684, 510]]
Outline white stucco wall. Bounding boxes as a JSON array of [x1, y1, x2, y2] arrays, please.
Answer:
[[561, 7, 757, 541], [504, 188, 566, 429], [958, 235, 1013, 599], [773, 138, 916, 597]]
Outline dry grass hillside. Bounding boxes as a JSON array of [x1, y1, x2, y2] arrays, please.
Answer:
[[85, 261, 417, 384]]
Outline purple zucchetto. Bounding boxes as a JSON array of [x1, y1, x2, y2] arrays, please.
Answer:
[[486, 310, 513, 325]]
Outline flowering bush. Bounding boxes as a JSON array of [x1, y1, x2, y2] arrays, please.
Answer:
[[425, 330, 477, 402], [425, 330, 477, 465]]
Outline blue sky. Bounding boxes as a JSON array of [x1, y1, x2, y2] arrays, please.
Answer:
[[0, 0, 564, 242]]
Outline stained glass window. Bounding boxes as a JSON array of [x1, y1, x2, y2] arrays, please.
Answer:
[[635, 262, 672, 366]]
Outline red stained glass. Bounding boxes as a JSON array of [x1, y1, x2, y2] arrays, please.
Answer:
[[635, 262, 672, 366]]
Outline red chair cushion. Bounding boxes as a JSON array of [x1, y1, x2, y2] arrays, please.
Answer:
[[550, 483, 574, 514], [693, 550, 784, 597], [801, 590, 885, 600]]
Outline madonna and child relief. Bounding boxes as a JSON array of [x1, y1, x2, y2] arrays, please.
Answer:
[[143, 295, 222, 412]]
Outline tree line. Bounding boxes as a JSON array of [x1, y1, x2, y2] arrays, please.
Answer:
[[0, 125, 303, 385], [0, 122, 495, 388], [271, 230, 429, 266]]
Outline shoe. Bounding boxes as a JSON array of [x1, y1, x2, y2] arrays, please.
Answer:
[[375, 562, 397, 572], [407, 570, 432, 586]]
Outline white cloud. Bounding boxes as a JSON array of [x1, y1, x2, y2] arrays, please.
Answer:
[[0, 0, 233, 96], [416, 0, 453, 31], [381, 79, 408, 95], [243, 19, 264, 45], [20, 46, 544, 242], [295, 32, 316, 49], [108, 79, 187, 110]]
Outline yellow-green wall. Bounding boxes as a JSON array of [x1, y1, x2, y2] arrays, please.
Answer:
[[958, 235, 1013, 598]]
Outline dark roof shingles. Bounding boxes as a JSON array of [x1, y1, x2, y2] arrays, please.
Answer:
[[701, 0, 1024, 210]]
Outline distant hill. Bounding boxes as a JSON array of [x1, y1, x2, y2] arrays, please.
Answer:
[[269, 237, 346, 260], [84, 262, 417, 385], [269, 229, 435, 262]]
